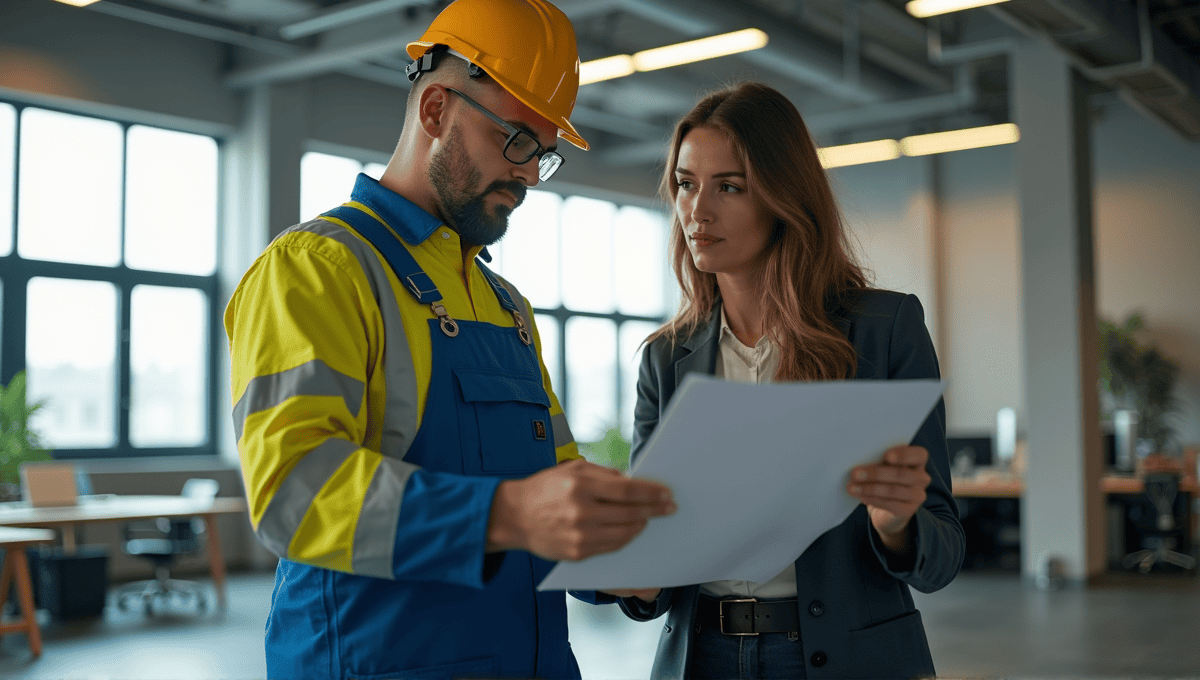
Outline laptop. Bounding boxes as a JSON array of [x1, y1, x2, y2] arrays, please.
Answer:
[[20, 462, 79, 508]]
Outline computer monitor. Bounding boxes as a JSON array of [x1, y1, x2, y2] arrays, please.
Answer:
[[946, 435, 994, 467]]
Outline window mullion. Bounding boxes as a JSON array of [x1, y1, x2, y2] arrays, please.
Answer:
[[117, 124, 132, 455], [1, 106, 24, 387]]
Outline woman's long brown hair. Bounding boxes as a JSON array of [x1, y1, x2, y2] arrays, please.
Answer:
[[648, 82, 869, 381]]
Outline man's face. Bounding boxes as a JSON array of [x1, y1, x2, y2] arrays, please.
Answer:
[[427, 84, 558, 247]]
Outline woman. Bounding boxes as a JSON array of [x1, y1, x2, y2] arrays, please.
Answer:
[[611, 83, 964, 679]]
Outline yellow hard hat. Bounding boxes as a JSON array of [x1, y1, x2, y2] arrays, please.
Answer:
[[406, 0, 589, 151]]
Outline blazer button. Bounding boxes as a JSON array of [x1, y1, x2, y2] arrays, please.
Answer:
[[808, 600, 825, 617], [811, 651, 827, 667]]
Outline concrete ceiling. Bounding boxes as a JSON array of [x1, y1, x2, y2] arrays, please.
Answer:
[[86, 0, 1200, 161]]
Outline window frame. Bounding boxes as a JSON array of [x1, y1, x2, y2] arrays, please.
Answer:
[[516, 180, 675, 444], [0, 98, 223, 460]]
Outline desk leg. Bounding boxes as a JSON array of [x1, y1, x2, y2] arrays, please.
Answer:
[[60, 525, 76, 555], [0, 549, 13, 613], [204, 513, 227, 610], [13, 548, 42, 657]]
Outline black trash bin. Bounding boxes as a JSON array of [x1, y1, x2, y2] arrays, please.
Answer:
[[28, 545, 110, 620]]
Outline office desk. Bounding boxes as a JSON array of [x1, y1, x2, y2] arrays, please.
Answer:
[[951, 474, 1200, 497], [951, 473, 1199, 570], [0, 496, 248, 608]]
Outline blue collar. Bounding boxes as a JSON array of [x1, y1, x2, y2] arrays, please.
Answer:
[[349, 173, 443, 244]]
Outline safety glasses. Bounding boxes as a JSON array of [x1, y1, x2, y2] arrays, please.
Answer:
[[446, 87, 564, 181]]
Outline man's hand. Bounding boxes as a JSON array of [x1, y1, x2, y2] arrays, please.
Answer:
[[487, 459, 675, 562], [847, 445, 931, 555], [600, 588, 662, 602]]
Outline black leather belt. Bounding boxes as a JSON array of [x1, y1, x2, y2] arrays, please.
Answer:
[[697, 596, 800, 636]]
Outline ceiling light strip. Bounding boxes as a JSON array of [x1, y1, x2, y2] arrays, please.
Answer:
[[579, 28, 769, 86], [817, 140, 902, 169], [818, 123, 1020, 168], [632, 28, 769, 72], [906, 0, 1011, 19], [899, 123, 1020, 156], [579, 55, 637, 86]]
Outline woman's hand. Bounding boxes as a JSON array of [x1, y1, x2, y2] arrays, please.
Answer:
[[600, 588, 662, 602], [847, 445, 931, 555]]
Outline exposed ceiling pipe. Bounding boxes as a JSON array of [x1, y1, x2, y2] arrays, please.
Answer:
[[987, 0, 1200, 138], [90, 1, 299, 56], [275, 0, 625, 41], [85, 0, 659, 138], [793, 1, 952, 90], [278, 0, 430, 41], [926, 17, 1017, 63], [87, 0, 419, 90]]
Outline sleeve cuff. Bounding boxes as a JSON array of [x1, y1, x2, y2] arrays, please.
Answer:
[[390, 469, 504, 589]]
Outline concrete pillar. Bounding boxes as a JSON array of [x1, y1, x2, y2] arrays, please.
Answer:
[[1013, 39, 1106, 583]]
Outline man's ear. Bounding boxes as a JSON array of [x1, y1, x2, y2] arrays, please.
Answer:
[[417, 84, 448, 138]]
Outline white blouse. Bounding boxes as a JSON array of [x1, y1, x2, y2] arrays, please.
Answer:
[[699, 309, 799, 599]]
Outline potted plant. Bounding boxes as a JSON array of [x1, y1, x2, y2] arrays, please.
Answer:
[[1098, 312, 1181, 462], [0, 371, 53, 501], [580, 426, 632, 472]]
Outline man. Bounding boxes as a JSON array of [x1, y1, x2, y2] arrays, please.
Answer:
[[224, 1, 675, 678]]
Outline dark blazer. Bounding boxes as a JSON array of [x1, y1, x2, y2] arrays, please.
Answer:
[[617, 289, 964, 680]]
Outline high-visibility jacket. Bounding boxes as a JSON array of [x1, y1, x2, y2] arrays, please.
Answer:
[[225, 173, 582, 679]]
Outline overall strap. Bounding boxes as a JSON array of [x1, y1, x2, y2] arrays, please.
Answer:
[[322, 205, 459, 337], [476, 261, 533, 346]]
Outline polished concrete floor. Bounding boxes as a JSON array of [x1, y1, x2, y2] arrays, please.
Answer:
[[0, 569, 1197, 679]]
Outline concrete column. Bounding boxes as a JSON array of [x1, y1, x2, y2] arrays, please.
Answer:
[[1013, 40, 1105, 583]]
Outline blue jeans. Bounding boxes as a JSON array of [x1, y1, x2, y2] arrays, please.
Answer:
[[687, 602, 806, 680]]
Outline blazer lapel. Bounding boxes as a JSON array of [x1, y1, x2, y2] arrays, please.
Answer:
[[675, 302, 722, 391]]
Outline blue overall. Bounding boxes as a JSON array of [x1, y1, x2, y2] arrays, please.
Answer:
[[265, 205, 580, 680]]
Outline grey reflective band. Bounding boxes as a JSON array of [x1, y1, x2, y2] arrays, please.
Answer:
[[232, 359, 364, 443], [351, 456, 419, 579], [486, 271, 535, 342], [301, 216, 422, 461], [254, 437, 358, 559], [552, 412, 575, 449]]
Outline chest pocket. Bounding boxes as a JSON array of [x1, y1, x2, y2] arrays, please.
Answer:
[[454, 368, 557, 475]]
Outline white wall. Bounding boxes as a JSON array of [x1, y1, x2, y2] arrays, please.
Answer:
[[826, 96, 1200, 451], [1093, 100, 1200, 447], [832, 155, 940, 350]]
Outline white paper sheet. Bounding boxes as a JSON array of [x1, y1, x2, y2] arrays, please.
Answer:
[[537, 375, 945, 591]]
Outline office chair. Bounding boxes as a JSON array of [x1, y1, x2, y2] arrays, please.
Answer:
[[1122, 472, 1198, 573], [114, 478, 219, 615]]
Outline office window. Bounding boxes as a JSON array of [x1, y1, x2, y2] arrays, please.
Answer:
[[129, 286, 208, 448], [490, 192, 671, 444], [299, 151, 672, 446], [0, 101, 221, 458], [300, 151, 387, 221]]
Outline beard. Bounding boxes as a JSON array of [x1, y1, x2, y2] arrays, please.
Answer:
[[428, 125, 527, 247]]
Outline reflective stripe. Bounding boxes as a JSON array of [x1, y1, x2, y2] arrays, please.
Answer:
[[352, 456, 419, 578], [551, 412, 574, 449], [485, 269, 534, 330], [255, 437, 358, 559], [294, 217, 422, 461], [232, 359, 364, 443]]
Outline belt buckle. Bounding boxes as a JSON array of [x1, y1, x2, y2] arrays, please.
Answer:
[[719, 598, 758, 636]]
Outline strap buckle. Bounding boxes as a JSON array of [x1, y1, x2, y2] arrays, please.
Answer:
[[719, 598, 759, 636], [405, 272, 439, 302]]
